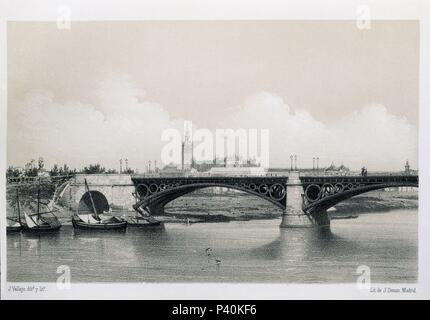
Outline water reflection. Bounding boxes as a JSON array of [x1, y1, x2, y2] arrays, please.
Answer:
[[249, 227, 337, 260], [8, 232, 22, 256], [7, 210, 418, 283], [10, 231, 62, 256]]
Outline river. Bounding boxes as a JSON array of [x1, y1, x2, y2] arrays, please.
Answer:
[[7, 209, 417, 283]]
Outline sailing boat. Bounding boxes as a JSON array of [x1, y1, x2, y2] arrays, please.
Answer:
[[22, 182, 62, 232], [7, 189, 23, 232], [72, 178, 127, 230]]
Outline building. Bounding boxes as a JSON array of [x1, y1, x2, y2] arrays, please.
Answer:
[[159, 164, 184, 177], [208, 166, 267, 177], [181, 121, 193, 170], [324, 163, 350, 175], [405, 160, 410, 175]]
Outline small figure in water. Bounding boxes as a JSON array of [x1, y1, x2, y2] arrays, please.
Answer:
[[215, 258, 222, 272], [205, 247, 212, 259], [204, 247, 222, 271]]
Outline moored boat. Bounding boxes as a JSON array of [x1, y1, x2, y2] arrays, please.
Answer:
[[127, 215, 162, 227], [21, 182, 62, 232], [7, 189, 23, 233], [23, 212, 62, 232], [72, 178, 127, 230], [7, 219, 22, 232], [72, 213, 127, 230]]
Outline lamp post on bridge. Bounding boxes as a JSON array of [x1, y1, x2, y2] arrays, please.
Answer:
[[290, 155, 293, 171], [313, 157, 315, 171], [294, 155, 297, 171], [316, 157, 319, 173]]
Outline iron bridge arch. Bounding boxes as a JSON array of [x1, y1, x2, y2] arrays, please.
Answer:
[[131, 177, 288, 214], [300, 175, 418, 215]]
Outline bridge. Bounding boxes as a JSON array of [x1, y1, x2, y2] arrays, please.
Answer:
[[131, 172, 418, 227], [7, 172, 418, 227]]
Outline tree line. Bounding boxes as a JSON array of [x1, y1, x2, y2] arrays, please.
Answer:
[[6, 157, 135, 178]]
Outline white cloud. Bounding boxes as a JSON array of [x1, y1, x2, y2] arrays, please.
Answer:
[[8, 75, 183, 171], [8, 81, 417, 173], [220, 92, 417, 171]]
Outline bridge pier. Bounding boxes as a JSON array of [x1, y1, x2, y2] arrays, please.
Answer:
[[280, 171, 315, 228], [280, 212, 315, 228]]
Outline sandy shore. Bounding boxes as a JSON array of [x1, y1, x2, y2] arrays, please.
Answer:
[[158, 189, 418, 223]]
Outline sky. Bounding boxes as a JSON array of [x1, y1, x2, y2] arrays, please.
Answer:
[[7, 20, 419, 171]]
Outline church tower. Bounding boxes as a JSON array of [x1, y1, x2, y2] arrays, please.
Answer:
[[181, 121, 193, 171], [405, 160, 410, 175]]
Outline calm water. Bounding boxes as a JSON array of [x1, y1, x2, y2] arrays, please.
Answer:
[[7, 209, 417, 283]]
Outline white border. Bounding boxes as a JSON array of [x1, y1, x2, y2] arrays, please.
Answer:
[[1, 0, 429, 300]]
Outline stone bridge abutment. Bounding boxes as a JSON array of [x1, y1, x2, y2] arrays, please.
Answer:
[[59, 174, 136, 213]]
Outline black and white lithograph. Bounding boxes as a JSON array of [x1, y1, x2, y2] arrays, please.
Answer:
[[1, 0, 429, 300]]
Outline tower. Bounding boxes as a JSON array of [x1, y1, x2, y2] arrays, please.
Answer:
[[181, 121, 193, 171], [405, 160, 410, 175]]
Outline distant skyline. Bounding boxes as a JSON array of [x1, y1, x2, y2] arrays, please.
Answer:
[[7, 20, 419, 171]]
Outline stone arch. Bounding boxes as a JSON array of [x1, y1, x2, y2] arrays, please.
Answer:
[[78, 190, 110, 214]]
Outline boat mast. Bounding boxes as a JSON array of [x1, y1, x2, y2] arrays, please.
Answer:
[[84, 178, 98, 219], [37, 179, 41, 220], [16, 188, 21, 225]]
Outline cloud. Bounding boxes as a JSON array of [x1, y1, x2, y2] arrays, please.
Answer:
[[7, 75, 183, 171], [7, 81, 417, 172], [220, 92, 417, 171]]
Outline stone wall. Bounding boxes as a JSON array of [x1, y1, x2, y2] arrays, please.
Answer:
[[59, 174, 136, 211]]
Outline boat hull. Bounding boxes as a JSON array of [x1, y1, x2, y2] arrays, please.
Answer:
[[127, 216, 162, 227], [7, 226, 22, 233], [72, 219, 127, 230], [23, 224, 62, 232]]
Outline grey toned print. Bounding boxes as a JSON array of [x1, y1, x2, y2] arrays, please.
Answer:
[[5, 20, 418, 287]]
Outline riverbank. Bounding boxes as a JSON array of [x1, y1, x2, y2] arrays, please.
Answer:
[[331, 190, 418, 216], [158, 189, 418, 223]]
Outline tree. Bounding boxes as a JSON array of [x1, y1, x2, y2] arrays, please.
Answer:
[[60, 164, 75, 175], [122, 168, 135, 174], [81, 163, 106, 174], [24, 159, 39, 177], [38, 157, 45, 171], [50, 164, 60, 176], [106, 168, 118, 174], [50, 163, 76, 176], [6, 166, 22, 178]]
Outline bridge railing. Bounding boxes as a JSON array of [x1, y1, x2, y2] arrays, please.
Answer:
[[6, 174, 75, 185], [299, 171, 416, 177]]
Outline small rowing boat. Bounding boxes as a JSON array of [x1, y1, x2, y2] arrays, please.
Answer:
[[127, 215, 161, 227]]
